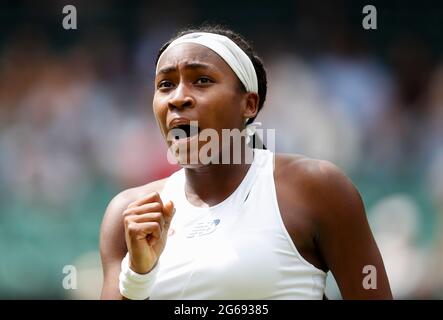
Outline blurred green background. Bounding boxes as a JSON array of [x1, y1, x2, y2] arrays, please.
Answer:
[[0, 0, 443, 299]]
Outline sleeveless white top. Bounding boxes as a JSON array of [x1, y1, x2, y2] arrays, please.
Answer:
[[151, 148, 326, 299]]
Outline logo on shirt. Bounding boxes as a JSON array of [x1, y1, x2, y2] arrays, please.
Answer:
[[186, 219, 220, 238]]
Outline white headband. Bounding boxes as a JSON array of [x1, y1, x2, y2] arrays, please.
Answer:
[[156, 32, 258, 93]]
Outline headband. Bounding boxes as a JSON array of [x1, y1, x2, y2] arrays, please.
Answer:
[[156, 32, 258, 93]]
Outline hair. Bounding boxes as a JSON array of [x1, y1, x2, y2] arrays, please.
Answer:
[[155, 24, 267, 125]]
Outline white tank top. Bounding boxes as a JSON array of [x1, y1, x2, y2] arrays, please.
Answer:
[[151, 148, 326, 299]]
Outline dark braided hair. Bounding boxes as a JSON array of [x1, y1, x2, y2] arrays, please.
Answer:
[[155, 24, 267, 126]]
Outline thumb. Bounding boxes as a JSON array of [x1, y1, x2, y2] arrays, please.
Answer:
[[163, 200, 175, 227]]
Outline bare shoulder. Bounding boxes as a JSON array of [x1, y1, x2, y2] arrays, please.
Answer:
[[274, 153, 363, 219], [275, 153, 351, 186], [106, 178, 168, 215]]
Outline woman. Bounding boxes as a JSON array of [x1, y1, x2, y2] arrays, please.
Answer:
[[99, 25, 392, 300]]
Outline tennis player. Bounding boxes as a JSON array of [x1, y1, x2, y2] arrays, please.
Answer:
[[99, 25, 393, 300]]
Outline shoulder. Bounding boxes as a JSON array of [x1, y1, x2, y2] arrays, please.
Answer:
[[106, 178, 169, 215], [99, 178, 169, 264], [275, 153, 352, 190], [274, 153, 364, 221]]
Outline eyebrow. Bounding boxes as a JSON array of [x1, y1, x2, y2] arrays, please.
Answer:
[[157, 62, 213, 75]]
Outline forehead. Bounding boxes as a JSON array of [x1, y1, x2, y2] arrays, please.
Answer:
[[156, 43, 233, 75]]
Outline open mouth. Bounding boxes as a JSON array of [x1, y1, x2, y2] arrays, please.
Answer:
[[170, 123, 200, 141]]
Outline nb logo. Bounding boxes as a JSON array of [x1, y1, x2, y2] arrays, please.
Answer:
[[186, 219, 221, 238]]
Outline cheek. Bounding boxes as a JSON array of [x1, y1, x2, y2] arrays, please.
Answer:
[[213, 96, 243, 128], [152, 97, 168, 132], [204, 89, 242, 119], [152, 95, 163, 116]]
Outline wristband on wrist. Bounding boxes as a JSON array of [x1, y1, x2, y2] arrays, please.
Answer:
[[118, 253, 159, 300]]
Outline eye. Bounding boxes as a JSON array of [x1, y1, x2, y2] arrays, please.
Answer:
[[195, 77, 214, 85], [157, 80, 174, 90]]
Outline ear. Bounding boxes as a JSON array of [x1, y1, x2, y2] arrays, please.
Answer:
[[242, 92, 260, 120]]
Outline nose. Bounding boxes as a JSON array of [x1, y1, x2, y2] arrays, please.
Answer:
[[168, 83, 195, 110]]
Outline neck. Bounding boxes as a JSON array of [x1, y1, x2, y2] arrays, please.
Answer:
[[184, 146, 254, 207]]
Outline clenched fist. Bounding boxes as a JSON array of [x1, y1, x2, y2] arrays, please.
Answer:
[[122, 192, 175, 274]]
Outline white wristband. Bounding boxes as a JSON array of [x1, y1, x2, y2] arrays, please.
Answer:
[[119, 253, 159, 300]]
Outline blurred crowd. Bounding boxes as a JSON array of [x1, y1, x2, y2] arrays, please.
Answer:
[[0, 0, 442, 299]]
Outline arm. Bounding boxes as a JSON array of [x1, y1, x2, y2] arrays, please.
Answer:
[[99, 190, 132, 300], [99, 179, 170, 300], [311, 160, 392, 299]]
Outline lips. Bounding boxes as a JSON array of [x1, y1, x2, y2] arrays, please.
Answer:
[[168, 118, 200, 140]]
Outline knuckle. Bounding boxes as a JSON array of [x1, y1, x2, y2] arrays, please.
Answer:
[[123, 215, 134, 225], [127, 223, 139, 236], [151, 191, 161, 201], [152, 211, 163, 220], [126, 201, 137, 209], [122, 209, 132, 218], [151, 202, 162, 212]]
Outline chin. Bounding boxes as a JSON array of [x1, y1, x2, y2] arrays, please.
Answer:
[[179, 162, 208, 169], [166, 138, 223, 167], [174, 148, 223, 168]]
